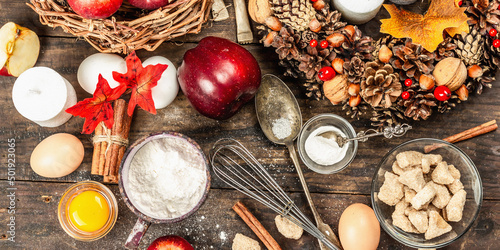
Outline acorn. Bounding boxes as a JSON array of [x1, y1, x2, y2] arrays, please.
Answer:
[[349, 95, 361, 107], [348, 83, 360, 96], [323, 74, 349, 105], [263, 31, 278, 47], [265, 16, 282, 31], [312, 0, 326, 10], [419, 74, 435, 91], [343, 25, 356, 39], [309, 19, 321, 33], [326, 33, 345, 48], [467, 64, 483, 78], [455, 84, 469, 101], [378, 45, 393, 63], [332, 58, 344, 74]]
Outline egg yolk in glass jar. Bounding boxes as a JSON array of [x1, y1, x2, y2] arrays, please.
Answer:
[[68, 190, 109, 232]]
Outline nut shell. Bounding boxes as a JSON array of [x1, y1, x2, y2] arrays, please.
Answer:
[[419, 74, 435, 91], [326, 33, 345, 48], [332, 58, 344, 74], [248, 0, 273, 24], [323, 74, 349, 105], [433, 57, 466, 91], [378, 45, 393, 64]]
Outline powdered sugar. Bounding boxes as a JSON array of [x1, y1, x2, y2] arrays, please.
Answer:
[[127, 137, 207, 219], [305, 126, 348, 165], [272, 117, 292, 139]]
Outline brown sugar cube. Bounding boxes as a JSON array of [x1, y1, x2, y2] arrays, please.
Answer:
[[421, 154, 442, 174], [232, 233, 261, 250], [446, 189, 467, 222], [429, 182, 452, 209], [392, 213, 419, 233], [392, 161, 404, 175], [404, 206, 416, 216], [431, 162, 455, 185], [411, 182, 436, 210], [275, 215, 303, 239], [447, 179, 464, 194], [408, 210, 429, 233], [394, 200, 409, 215], [404, 187, 417, 203], [425, 211, 452, 240], [426, 204, 440, 216], [399, 168, 426, 192], [396, 151, 423, 169], [378, 171, 404, 206], [447, 164, 461, 179]]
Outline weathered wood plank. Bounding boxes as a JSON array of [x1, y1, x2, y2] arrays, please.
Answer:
[[0, 181, 497, 249]]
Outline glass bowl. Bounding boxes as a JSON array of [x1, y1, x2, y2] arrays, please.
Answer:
[[58, 180, 118, 241], [297, 113, 358, 174], [371, 138, 482, 248]]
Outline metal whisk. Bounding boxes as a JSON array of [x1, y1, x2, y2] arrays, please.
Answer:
[[210, 138, 339, 250]]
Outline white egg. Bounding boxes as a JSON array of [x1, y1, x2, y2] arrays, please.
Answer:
[[77, 53, 127, 94], [143, 56, 179, 109]]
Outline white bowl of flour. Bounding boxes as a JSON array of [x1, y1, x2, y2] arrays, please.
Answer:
[[118, 132, 210, 248]]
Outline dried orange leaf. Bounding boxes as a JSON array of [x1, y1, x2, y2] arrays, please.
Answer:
[[380, 0, 469, 52]]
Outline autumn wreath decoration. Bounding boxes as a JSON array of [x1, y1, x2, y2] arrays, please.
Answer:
[[66, 52, 168, 182], [254, 0, 497, 128]]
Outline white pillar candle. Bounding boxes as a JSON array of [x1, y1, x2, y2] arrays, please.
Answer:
[[332, 0, 384, 25], [143, 56, 179, 109], [77, 53, 127, 94], [12, 67, 77, 127]]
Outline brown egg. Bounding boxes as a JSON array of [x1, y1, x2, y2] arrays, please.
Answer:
[[339, 203, 380, 250], [30, 133, 84, 178]]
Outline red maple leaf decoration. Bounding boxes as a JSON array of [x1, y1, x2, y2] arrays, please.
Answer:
[[113, 51, 168, 116], [66, 74, 125, 134]]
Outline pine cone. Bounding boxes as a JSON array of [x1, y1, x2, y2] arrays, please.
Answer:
[[372, 35, 404, 60], [467, 65, 495, 94], [454, 29, 484, 65], [343, 56, 365, 84], [317, 9, 346, 34], [303, 80, 323, 100], [360, 61, 402, 108], [342, 101, 369, 120], [466, 0, 500, 35], [398, 87, 437, 120], [272, 27, 301, 61], [271, 0, 317, 32], [437, 94, 461, 113], [483, 33, 500, 69], [370, 106, 405, 128], [391, 39, 435, 80], [435, 37, 457, 61]]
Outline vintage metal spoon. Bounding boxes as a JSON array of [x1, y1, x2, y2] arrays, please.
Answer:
[[255, 74, 341, 250], [318, 124, 413, 147]]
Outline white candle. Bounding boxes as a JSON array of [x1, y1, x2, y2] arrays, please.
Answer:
[[143, 56, 179, 110], [77, 53, 127, 94], [332, 0, 384, 25], [12, 67, 77, 127]]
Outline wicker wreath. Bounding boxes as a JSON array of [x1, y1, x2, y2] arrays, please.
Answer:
[[28, 0, 213, 54]]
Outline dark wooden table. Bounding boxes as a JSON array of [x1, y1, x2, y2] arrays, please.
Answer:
[[0, 1, 498, 249]]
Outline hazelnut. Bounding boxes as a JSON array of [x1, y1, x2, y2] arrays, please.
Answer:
[[332, 58, 344, 74], [419, 74, 435, 91], [467, 64, 483, 78], [433, 57, 467, 91], [309, 19, 321, 33], [265, 16, 282, 31], [349, 95, 361, 107], [379, 45, 393, 64], [348, 83, 360, 96], [263, 31, 277, 47], [323, 74, 349, 105], [326, 33, 345, 48], [455, 84, 469, 101], [312, 0, 326, 10], [343, 25, 356, 39]]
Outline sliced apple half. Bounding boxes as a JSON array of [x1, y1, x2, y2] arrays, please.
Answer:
[[0, 22, 40, 77]]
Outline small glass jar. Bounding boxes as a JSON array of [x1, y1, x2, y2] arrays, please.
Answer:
[[58, 180, 118, 241], [297, 113, 358, 174]]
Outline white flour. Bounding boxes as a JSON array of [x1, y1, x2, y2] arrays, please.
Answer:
[[305, 126, 348, 165], [127, 137, 207, 219]]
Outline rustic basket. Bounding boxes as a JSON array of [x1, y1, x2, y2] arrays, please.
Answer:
[[28, 0, 213, 54]]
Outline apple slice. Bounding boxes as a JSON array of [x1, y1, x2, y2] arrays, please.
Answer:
[[0, 22, 40, 77], [147, 235, 194, 250]]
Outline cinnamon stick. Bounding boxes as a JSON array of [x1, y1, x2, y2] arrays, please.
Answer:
[[91, 123, 103, 175], [98, 123, 108, 176], [104, 99, 127, 183], [232, 201, 281, 250], [424, 120, 497, 153]]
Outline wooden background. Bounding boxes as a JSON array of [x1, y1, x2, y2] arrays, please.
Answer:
[[0, 1, 498, 249]]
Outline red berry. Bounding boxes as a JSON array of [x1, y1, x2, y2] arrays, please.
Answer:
[[489, 29, 498, 37], [458, 0, 462, 6], [320, 40, 329, 49], [494, 39, 500, 48], [434, 86, 451, 101], [318, 66, 336, 81], [310, 39, 318, 47], [404, 79, 412, 87], [401, 91, 410, 100], [311, 0, 318, 2]]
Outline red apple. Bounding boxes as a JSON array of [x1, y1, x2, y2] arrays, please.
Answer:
[[67, 0, 123, 19], [177, 36, 261, 120], [0, 22, 40, 77], [129, 0, 170, 10], [147, 235, 194, 250]]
